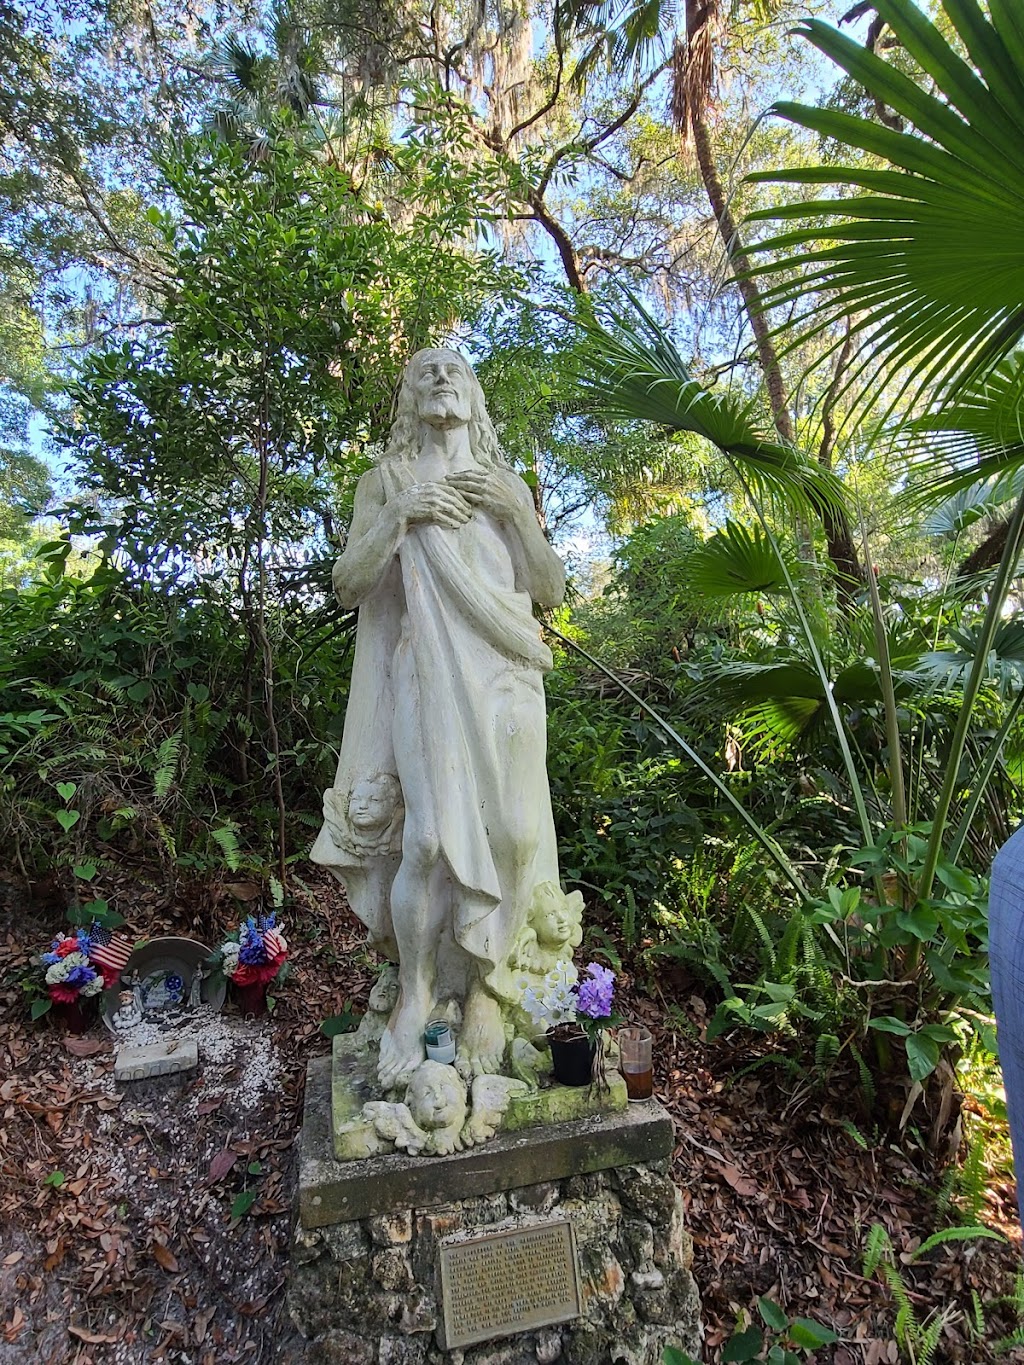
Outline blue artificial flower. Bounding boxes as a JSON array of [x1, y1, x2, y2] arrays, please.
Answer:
[[238, 916, 269, 965], [41, 952, 60, 966], [63, 963, 98, 989]]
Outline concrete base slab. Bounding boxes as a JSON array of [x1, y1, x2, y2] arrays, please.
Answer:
[[300, 1055, 674, 1229]]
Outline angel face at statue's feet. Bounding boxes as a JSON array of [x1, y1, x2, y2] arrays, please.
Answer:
[[368, 967, 399, 1014], [409, 350, 473, 429], [406, 1061, 467, 1133], [531, 886, 572, 948]]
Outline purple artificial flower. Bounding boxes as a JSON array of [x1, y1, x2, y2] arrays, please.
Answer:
[[576, 962, 615, 1021]]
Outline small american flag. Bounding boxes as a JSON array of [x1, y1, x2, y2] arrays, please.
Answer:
[[263, 929, 286, 960], [89, 933, 134, 977]]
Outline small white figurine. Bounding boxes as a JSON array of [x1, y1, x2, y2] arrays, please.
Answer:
[[112, 988, 143, 1032], [188, 963, 206, 1010], [512, 883, 584, 976]]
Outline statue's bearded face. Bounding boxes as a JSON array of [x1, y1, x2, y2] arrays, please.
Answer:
[[409, 351, 473, 428]]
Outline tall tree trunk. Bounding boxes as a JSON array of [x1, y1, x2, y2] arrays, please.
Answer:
[[689, 108, 863, 601], [818, 329, 863, 608], [690, 115, 791, 443]]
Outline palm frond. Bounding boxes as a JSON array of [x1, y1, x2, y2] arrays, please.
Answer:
[[899, 354, 1024, 507], [915, 619, 1024, 695], [744, 0, 1024, 403], [742, 696, 822, 754], [688, 519, 795, 596], [214, 36, 267, 102], [922, 478, 1011, 537], [573, 299, 847, 516]]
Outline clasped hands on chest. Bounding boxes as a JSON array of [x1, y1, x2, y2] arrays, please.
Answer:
[[397, 470, 520, 529]]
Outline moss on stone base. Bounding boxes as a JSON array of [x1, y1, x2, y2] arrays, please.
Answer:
[[330, 1034, 628, 1162]]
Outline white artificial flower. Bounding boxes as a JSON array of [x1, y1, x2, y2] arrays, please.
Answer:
[[546, 982, 577, 1024], [45, 951, 90, 985], [544, 960, 578, 993], [516, 957, 580, 1031], [81, 974, 103, 997], [221, 943, 241, 974], [521, 987, 549, 1029]]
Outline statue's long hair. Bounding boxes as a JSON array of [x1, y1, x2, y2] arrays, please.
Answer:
[[381, 349, 506, 468]]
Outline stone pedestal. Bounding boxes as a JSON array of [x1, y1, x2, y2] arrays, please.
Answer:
[[287, 1058, 703, 1364]]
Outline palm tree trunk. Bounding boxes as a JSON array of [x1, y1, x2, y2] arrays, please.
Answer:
[[690, 115, 792, 442], [690, 112, 863, 600]]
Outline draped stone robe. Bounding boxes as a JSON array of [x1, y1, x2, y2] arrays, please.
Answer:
[[311, 458, 560, 997]]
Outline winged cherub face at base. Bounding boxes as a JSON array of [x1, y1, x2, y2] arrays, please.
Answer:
[[406, 1061, 467, 1132]]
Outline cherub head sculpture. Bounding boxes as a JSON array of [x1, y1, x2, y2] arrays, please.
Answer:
[[529, 882, 584, 951], [405, 1060, 468, 1154], [324, 772, 404, 857]]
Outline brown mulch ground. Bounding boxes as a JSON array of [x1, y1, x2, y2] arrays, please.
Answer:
[[0, 865, 1022, 1364]]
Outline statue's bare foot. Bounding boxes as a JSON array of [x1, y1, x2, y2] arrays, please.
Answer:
[[378, 993, 429, 1091], [457, 987, 505, 1078]]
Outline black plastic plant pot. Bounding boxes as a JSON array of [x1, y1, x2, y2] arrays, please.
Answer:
[[548, 1027, 595, 1086]]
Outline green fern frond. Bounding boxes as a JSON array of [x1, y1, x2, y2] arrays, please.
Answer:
[[153, 729, 182, 801], [745, 903, 777, 969], [951, 1137, 989, 1224], [153, 815, 177, 860], [912, 1224, 1003, 1259], [815, 1033, 840, 1069], [885, 1262, 919, 1347], [850, 1041, 876, 1111], [892, 1295, 916, 1352], [914, 1305, 959, 1365], [968, 1289, 985, 1339], [936, 1161, 958, 1216], [838, 1118, 868, 1149], [211, 824, 242, 871], [863, 1222, 892, 1278]]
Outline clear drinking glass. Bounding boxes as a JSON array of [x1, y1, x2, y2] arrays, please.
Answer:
[[618, 1026, 653, 1101]]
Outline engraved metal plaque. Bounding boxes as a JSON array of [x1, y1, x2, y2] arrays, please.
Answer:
[[439, 1219, 581, 1349]]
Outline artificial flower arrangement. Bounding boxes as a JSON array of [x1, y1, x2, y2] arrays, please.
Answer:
[[208, 914, 289, 1012], [40, 928, 107, 1005], [30, 921, 134, 1028], [520, 960, 620, 1086]]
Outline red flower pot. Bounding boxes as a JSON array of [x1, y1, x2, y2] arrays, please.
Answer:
[[235, 981, 268, 1017], [53, 998, 96, 1034]]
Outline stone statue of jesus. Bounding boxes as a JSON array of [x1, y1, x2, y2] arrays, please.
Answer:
[[311, 349, 566, 1090]]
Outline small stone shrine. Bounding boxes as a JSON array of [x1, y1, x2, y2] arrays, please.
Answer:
[[287, 350, 703, 1362]]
